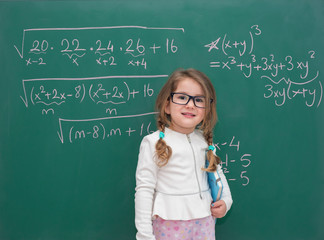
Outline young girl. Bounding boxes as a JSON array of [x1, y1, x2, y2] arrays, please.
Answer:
[[135, 68, 233, 240]]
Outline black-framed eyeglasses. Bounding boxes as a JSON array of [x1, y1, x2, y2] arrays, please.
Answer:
[[170, 92, 213, 109]]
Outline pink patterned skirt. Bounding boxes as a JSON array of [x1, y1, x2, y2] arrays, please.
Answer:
[[153, 216, 215, 240]]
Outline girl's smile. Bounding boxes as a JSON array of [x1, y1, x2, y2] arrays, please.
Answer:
[[182, 112, 196, 118]]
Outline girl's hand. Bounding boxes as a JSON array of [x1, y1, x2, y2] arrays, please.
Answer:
[[211, 200, 227, 218]]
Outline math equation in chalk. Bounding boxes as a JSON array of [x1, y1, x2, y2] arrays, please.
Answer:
[[214, 136, 252, 187], [204, 25, 322, 108], [14, 26, 184, 69], [57, 112, 156, 144], [20, 75, 167, 116]]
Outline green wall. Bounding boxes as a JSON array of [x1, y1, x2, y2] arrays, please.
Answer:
[[0, 1, 323, 239]]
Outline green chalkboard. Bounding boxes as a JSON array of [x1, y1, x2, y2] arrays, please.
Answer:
[[1, 1, 324, 239]]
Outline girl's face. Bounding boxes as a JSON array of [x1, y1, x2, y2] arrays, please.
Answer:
[[165, 77, 206, 134]]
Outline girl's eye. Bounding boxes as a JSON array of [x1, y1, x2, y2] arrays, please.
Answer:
[[177, 95, 187, 100], [195, 97, 205, 103]]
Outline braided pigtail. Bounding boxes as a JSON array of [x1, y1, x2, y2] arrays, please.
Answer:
[[202, 130, 220, 172], [155, 118, 172, 167]]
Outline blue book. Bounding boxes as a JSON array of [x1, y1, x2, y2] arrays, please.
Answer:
[[206, 163, 223, 224], [206, 163, 223, 202]]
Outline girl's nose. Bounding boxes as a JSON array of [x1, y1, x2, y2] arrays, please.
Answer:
[[186, 98, 195, 108]]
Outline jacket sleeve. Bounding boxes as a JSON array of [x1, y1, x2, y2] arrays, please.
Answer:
[[135, 136, 159, 240], [218, 165, 233, 215]]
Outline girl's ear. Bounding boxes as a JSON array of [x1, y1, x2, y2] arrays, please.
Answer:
[[165, 99, 171, 115]]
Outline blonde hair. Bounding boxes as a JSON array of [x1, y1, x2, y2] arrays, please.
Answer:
[[155, 68, 220, 171]]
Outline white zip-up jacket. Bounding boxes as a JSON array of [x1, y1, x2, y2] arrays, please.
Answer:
[[135, 128, 233, 240]]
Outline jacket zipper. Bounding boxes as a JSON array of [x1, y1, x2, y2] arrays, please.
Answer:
[[187, 134, 203, 199]]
